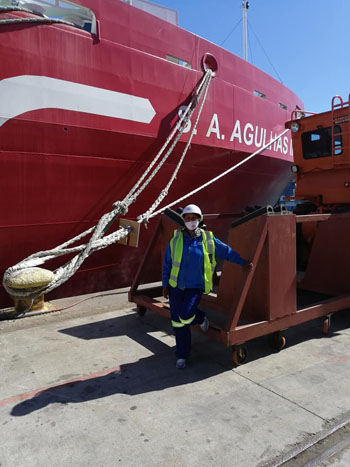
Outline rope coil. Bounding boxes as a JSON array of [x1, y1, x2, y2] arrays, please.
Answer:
[[0, 5, 79, 27]]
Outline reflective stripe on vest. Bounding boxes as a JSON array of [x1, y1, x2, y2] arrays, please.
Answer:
[[168, 229, 216, 294], [202, 230, 217, 293], [169, 230, 183, 287]]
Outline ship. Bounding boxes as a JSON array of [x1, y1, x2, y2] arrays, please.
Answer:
[[0, 0, 303, 308]]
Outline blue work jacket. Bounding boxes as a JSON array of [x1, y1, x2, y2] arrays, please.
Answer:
[[162, 229, 245, 290]]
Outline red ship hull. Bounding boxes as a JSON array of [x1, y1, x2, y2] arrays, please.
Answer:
[[0, 0, 303, 307]]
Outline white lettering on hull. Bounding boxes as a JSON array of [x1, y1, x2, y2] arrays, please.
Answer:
[[230, 120, 242, 143], [243, 123, 254, 145], [208, 113, 292, 156], [206, 113, 221, 139], [0, 75, 156, 128], [178, 105, 197, 134], [0, 79, 292, 158]]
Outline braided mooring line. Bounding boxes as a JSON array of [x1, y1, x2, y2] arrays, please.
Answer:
[[3, 71, 212, 300]]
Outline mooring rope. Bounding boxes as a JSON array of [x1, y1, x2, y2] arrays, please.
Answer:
[[137, 69, 213, 224], [148, 128, 291, 218], [3, 70, 213, 300], [3, 61, 290, 304], [0, 5, 79, 27]]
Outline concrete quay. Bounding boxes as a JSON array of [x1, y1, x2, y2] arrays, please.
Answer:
[[1, 289, 350, 466]]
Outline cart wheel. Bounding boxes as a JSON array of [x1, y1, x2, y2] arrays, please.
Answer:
[[136, 306, 147, 317], [268, 332, 286, 351], [323, 316, 331, 335], [232, 345, 248, 366]]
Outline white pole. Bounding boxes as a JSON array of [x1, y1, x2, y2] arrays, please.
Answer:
[[242, 0, 248, 61]]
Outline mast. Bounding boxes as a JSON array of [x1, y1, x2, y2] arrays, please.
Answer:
[[242, 0, 249, 61]]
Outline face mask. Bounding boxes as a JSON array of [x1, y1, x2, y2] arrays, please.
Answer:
[[185, 220, 199, 231]]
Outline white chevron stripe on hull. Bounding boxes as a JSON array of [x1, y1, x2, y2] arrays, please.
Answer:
[[0, 75, 156, 128]]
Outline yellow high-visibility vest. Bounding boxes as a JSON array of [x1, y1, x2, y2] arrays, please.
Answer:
[[169, 229, 216, 294]]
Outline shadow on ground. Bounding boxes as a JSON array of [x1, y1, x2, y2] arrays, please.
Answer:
[[10, 308, 350, 417], [10, 311, 229, 417]]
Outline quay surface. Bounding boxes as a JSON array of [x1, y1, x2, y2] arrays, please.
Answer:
[[1, 289, 350, 466]]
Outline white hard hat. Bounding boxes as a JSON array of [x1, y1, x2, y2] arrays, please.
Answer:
[[181, 204, 203, 221]]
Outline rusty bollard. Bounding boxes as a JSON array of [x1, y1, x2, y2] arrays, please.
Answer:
[[3, 267, 56, 317]]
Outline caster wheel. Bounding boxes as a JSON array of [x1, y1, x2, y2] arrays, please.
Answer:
[[232, 345, 248, 366], [268, 332, 286, 351], [136, 306, 147, 317]]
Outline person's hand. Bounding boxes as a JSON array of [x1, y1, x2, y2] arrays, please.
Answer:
[[242, 260, 253, 271], [163, 287, 169, 299]]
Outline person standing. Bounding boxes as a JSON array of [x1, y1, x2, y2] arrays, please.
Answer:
[[162, 204, 252, 369]]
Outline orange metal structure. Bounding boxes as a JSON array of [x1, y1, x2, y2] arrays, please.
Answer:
[[286, 95, 350, 207], [129, 210, 350, 364], [129, 94, 350, 364]]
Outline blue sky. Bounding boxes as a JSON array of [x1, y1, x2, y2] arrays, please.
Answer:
[[151, 0, 349, 114]]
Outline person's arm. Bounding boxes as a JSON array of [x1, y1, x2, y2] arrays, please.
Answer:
[[214, 237, 252, 269], [162, 244, 172, 298]]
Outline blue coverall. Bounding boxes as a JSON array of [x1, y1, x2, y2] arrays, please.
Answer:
[[162, 228, 246, 359]]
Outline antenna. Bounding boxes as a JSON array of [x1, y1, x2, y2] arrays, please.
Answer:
[[242, 0, 249, 61]]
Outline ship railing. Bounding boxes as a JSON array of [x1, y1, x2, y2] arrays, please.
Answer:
[[290, 109, 317, 121], [331, 95, 350, 164]]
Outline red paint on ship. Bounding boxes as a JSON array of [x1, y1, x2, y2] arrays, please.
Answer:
[[0, 0, 303, 307]]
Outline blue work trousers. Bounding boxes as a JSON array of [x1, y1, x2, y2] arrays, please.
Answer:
[[169, 287, 205, 359]]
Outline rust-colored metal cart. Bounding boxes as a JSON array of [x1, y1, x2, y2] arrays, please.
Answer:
[[129, 208, 350, 364]]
